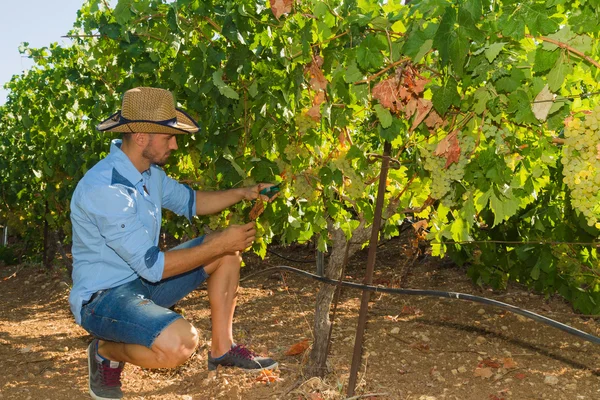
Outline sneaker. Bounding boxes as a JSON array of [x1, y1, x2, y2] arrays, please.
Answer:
[[87, 339, 125, 400], [208, 344, 278, 371]]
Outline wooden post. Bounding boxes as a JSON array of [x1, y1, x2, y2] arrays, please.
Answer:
[[347, 141, 392, 396]]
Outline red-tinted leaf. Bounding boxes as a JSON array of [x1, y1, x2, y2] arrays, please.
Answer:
[[410, 99, 433, 131], [306, 105, 321, 122], [271, 0, 293, 19], [308, 63, 327, 91], [404, 98, 418, 118], [434, 130, 461, 168], [424, 110, 444, 128], [372, 78, 400, 111], [313, 91, 325, 105]]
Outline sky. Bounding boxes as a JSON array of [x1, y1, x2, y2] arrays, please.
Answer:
[[0, 1, 87, 105]]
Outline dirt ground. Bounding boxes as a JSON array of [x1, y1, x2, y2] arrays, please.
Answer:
[[1, 237, 600, 400]]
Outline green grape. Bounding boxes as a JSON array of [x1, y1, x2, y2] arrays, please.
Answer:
[[421, 132, 474, 199], [562, 114, 600, 228]]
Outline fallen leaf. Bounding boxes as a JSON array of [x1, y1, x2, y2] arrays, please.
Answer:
[[482, 358, 501, 369], [596, 143, 600, 160], [502, 357, 518, 369], [410, 342, 430, 352], [285, 338, 310, 356], [271, 0, 293, 19], [474, 367, 494, 379], [514, 372, 526, 380], [256, 368, 282, 384], [308, 393, 324, 400]]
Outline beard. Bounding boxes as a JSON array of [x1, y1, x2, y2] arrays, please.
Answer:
[[142, 138, 171, 166]]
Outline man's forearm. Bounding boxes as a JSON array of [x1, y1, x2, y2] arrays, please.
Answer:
[[195, 188, 246, 215], [162, 241, 222, 278]]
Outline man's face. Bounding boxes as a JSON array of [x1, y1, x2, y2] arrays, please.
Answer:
[[142, 133, 178, 166]]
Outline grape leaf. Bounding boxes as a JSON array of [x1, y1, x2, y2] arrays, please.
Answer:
[[485, 42, 506, 63], [532, 84, 554, 121], [432, 77, 460, 115], [374, 104, 393, 128]]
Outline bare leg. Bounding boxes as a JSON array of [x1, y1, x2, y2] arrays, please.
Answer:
[[98, 318, 198, 369], [202, 252, 241, 358]]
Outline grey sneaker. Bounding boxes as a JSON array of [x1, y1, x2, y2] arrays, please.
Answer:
[[208, 344, 278, 371], [87, 339, 124, 400]]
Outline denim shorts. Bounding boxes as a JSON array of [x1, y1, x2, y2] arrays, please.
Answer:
[[80, 236, 209, 348]]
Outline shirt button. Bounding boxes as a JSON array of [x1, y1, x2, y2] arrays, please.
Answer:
[[121, 224, 125, 228]]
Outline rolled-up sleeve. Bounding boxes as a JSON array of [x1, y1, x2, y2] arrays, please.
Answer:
[[83, 186, 165, 282], [161, 173, 196, 221]]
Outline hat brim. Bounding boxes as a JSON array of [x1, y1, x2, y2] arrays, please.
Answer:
[[97, 108, 199, 134]]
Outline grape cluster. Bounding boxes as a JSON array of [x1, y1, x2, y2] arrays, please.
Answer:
[[421, 133, 476, 199], [561, 113, 600, 228], [292, 173, 319, 201], [331, 151, 367, 198], [283, 143, 310, 161]]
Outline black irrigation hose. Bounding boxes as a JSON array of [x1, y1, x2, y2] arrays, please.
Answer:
[[242, 265, 600, 346]]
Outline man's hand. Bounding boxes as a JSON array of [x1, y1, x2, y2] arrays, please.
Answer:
[[242, 183, 280, 202], [205, 222, 257, 253]]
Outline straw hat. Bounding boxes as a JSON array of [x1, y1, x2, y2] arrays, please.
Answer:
[[97, 87, 199, 134]]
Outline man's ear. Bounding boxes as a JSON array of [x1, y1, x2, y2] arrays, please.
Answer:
[[132, 132, 149, 147]]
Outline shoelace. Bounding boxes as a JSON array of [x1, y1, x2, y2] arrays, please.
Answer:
[[230, 344, 258, 360], [99, 363, 123, 387]]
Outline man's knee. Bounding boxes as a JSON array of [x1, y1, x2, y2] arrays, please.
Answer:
[[152, 319, 199, 368]]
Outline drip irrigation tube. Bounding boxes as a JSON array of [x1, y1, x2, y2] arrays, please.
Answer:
[[242, 265, 600, 346]]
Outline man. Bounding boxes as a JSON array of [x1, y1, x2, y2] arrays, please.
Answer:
[[69, 87, 278, 400]]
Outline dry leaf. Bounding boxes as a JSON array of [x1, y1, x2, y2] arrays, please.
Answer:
[[473, 367, 494, 379], [308, 393, 324, 400], [596, 143, 600, 160], [404, 98, 418, 118], [410, 99, 433, 131], [434, 130, 461, 168], [306, 105, 321, 121], [532, 84, 554, 121], [411, 220, 428, 232], [481, 358, 501, 369], [256, 368, 282, 384], [502, 357, 518, 369], [514, 372, 526, 380], [411, 77, 429, 95], [424, 110, 444, 129], [372, 78, 400, 111], [285, 338, 310, 356], [308, 63, 328, 91], [271, 0, 293, 19], [249, 201, 264, 220], [313, 91, 325, 105]]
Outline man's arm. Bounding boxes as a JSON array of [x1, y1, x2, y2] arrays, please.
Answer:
[[162, 222, 256, 278], [195, 183, 277, 216]]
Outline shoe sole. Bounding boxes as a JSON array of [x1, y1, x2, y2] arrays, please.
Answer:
[[208, 361, 279, 372]]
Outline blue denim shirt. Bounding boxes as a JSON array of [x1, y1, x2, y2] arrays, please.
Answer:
[[69, 139, 196, 324]]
